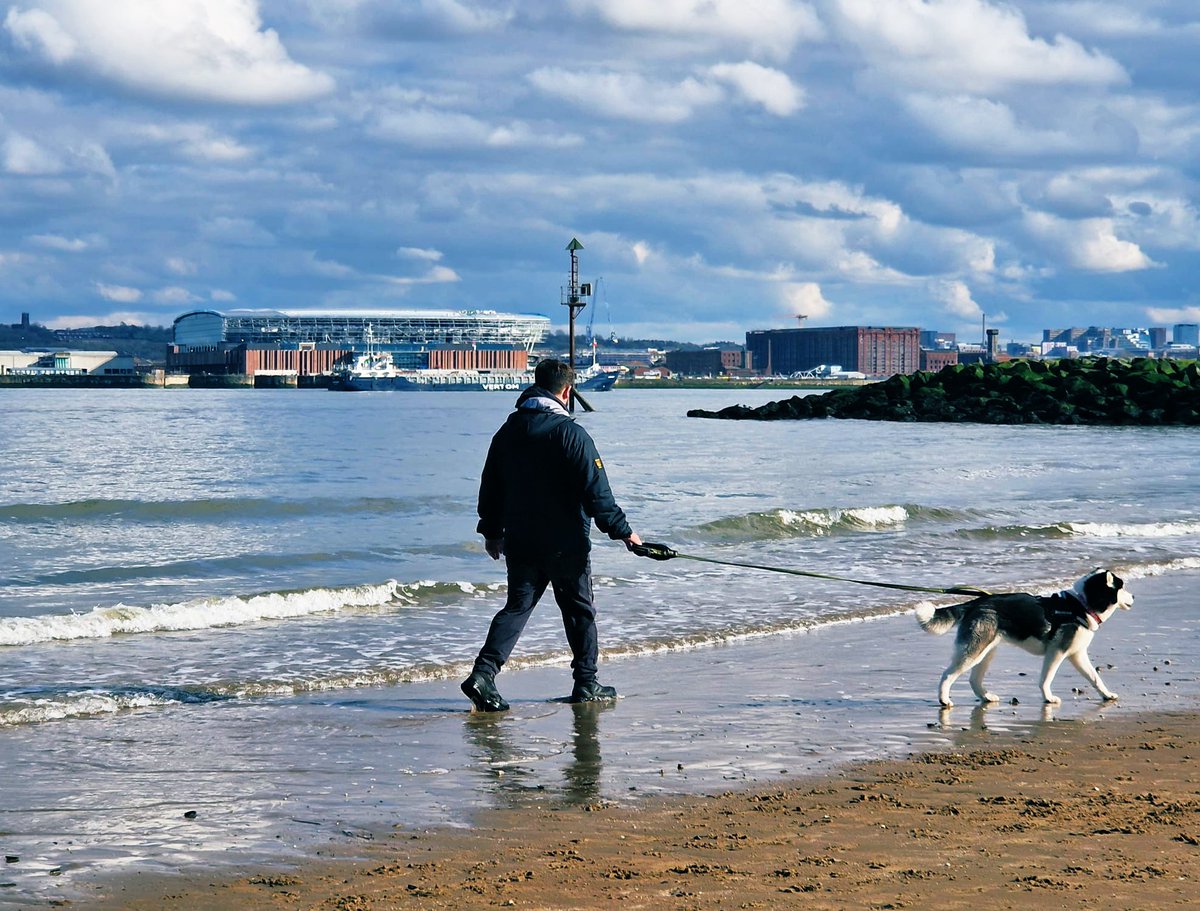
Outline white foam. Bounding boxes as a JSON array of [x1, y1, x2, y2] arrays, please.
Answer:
[[0, 691, 179, 726], [777, 505, 909, 530], [1062, 520, 1200, 539], [0, 580, 468, 647]]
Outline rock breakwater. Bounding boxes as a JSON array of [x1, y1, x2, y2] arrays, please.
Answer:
[[688, 357, 1200, 425]]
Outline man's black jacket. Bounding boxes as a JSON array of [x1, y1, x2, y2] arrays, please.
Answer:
[[477, 387, 632, 559]]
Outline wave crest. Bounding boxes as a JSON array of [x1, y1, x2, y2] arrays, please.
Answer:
[[0, 579, 501, 647], [691, 504, 955, 542]]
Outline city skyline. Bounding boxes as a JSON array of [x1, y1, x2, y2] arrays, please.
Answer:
[[2, 1, 1199, 344]]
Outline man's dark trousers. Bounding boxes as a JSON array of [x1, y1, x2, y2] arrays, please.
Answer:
[[473, 552, 597, 684]]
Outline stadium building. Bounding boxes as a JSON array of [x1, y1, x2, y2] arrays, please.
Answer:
[[168, 308, 551, 380]]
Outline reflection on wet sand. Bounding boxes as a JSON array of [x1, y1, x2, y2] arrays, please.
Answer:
[[462, 702, 611, 808]]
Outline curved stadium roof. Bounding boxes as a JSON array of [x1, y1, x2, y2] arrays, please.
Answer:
[[173, 308, 551, 351]]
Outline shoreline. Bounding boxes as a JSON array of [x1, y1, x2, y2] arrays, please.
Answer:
[[84, 706, 1200, 910]]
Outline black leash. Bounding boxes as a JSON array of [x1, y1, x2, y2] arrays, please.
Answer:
[[630, 542, 991, 598]]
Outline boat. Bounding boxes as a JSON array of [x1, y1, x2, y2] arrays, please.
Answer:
[[329, 350, 532, 392], [575, 361, 619, 391], [329, 348, 617, 393], [333, 355, 619, 393]]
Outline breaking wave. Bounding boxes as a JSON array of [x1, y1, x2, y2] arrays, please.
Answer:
[[0, 579, 502, 647], [960, 519, 1200, 541], [690, 504, 965, 542]]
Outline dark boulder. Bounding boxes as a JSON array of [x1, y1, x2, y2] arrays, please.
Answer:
[[688, 358, 1200, 425]]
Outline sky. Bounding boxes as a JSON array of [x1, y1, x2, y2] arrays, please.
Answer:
[[1, 0, 1199, 345]]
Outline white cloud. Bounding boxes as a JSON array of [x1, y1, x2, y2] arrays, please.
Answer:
[[0, 251, 34, 268], [4, 6, 75, 61], [4, 0, 334, 105], [570, 0, 824, 60], [151, 286, 201, 305], [29, 233, 88, 251], [528, 67, 722, 123], [1024, 212, 1154, 272], [936, 279, 983, 319], [835, 250, 910, 283], [381, 264, 461, 286], [904, 95, 1060, 154], [1146, 306, 1200, 324], [422, 0, 512, 33], [708, 62, 805, 116], [134, 123, 254, 162], [832, 0, 1127, 93], [765, 176, 904, 234], [210, 289, 237, 302], [397, 247, 443, 261], [370, 106, 580, 149], [780, 282, 833, 320], [3, 132, 61, 174], [94, 282, 142, 302], [166, 257, 197, 276]]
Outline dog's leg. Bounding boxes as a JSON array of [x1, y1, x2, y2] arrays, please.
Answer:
[[937, 659, 963, 707], [1039, 650, 1070, 704], [939, 640, 991, 707], [968, 643, 1001, 703], [1068, 649, 1118, 701]]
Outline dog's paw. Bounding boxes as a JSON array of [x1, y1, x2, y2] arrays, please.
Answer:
[[939, 697, 954, 708], [1043, 694, 1062, 705], [980, 692, 999, 704], [1102, 691, 1119, 702]]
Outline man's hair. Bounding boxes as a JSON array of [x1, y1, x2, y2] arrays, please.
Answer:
[[535, 359, 575, 394]]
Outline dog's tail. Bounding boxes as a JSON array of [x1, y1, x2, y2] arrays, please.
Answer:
[[915, 601, 963, 635]]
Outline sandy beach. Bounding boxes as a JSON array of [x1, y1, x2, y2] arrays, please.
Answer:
[[70, 569, 1200, 911], [83, 706, 1200, 910]]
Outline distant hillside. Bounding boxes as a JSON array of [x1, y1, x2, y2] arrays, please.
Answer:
[[0, 322, 171, 362], [539, 331, 699, 352]]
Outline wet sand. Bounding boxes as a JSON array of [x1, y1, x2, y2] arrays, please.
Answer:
[[86, 707, 1200, 910]]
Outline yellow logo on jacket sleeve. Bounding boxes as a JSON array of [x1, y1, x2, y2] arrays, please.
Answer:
[[594, 458, 604, 470]]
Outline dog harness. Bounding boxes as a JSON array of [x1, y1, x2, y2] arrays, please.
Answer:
[[1051, 589, 1103, 631]]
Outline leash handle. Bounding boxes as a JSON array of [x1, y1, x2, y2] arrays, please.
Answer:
[[629, 541, 677, 561]]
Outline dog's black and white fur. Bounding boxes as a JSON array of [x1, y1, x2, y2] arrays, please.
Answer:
[[915, 570, 1134, 707]]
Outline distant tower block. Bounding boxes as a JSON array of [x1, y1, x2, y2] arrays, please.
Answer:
[[986, 328, 1000, 362]]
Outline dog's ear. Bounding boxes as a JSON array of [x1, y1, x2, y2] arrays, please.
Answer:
[[1106, 571, 1115, 590]]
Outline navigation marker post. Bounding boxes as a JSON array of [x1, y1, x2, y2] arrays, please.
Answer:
[[563, 238, 594, 413]]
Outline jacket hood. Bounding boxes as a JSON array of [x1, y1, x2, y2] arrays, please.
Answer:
[[515, 385, 570, 416]]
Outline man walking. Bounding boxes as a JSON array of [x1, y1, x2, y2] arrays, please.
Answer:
[[461, 359, 641, 712]]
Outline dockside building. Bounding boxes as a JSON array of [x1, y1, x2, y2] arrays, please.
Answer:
[[746, 326, 920, 378]]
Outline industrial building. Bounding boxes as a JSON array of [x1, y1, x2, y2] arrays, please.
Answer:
[[746, 326, 921, 378], [0, 350, 139, 376], [664, 346, 747, 376], [168, 307, 551, 379]]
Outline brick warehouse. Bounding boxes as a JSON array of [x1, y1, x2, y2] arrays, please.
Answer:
[[745, 326, 921, 377]]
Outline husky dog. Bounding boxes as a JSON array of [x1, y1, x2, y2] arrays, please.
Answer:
[[915, 571, 1134, 707]]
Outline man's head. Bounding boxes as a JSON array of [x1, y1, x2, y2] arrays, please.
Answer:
[[535, 359, 574, 396]]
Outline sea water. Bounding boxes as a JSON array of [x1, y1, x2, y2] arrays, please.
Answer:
[[1, 387, 1198, 902]]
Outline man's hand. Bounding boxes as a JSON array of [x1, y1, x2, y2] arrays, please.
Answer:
[[485, 538, 504, 560], [623, 532, 643, 550]]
